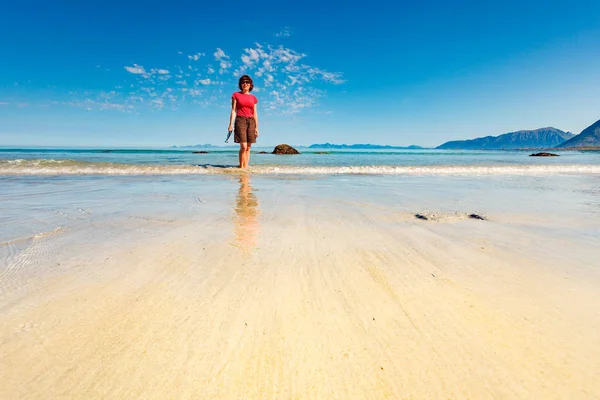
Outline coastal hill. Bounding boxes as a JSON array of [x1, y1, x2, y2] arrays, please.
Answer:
[[436, 128, 573, 150], [556, 119, 600, 148], [309, 143, 423, 150]]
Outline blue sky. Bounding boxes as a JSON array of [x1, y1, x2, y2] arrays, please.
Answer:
[[1, 0, 600, 147]]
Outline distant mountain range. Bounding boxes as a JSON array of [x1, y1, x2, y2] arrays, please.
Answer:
[[556, 119, 600, 148], [309, 143, 423, 150], [172, 119, 600, 151], [436, 128, 574, 150]]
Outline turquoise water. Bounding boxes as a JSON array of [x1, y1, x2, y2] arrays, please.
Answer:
[[1, 147, 599, 273], [1, 147, 599, 174]]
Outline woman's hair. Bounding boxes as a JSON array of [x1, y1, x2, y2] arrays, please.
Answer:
[[238, 75, 254, 92]]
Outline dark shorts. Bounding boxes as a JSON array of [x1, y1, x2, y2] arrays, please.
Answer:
[[234, 116, 257, 144]]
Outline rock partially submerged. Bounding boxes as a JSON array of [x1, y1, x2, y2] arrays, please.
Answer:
[[258, 151, 268, 154], [272, 144, 300, 155], [529, 152, 559, 157], [193, 151, 209, 154], [468, 213, 486, 220]]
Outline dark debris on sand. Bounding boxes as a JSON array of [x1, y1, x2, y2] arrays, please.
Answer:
[[414, 213, 487, 221], [468, 213, 486, 220]]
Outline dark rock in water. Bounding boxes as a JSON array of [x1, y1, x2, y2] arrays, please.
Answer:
[[272, 144, 300, 155], [193, 151, 209, 154], [258, 151, 268, 154], [316, 152, 330, 154], [529, 152, 559, 157], [469, 213, 486, 220], [415, 214, 428, 220]]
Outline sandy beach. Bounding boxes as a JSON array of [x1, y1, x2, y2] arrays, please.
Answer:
[[1, 173, 599, 399]]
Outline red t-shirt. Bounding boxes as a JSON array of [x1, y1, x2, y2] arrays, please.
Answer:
[[232, 92, 258, 118]]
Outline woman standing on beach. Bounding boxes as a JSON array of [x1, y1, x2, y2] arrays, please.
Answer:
[[228, 75, 259, 168]]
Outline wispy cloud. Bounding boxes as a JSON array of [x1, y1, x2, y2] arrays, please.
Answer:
[[188, 52, 205, 61], [124, 64, 146, 74], [275, 27, 292, 37], [0, 101, 9, 105], [233, 43, 345, 113], [64, 44, 344, 114], [214, 48, 232, 74]]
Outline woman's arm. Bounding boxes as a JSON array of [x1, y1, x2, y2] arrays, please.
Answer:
[[228, 98, 236, 132], [254, 104, 259, 137]]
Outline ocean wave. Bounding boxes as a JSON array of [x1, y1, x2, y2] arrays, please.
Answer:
[[1, 159, 600, 176]]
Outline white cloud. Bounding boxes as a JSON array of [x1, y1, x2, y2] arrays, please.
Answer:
[[188, 52, 205, 61], [307, 67, 346, 84], [124, 64, 146, 74], [151, 98, 164, 109], [66, 97, 135, 113], [214, 48, 228, 60], [214, 48, 232, 73], [83, 43, 344, 114], [241, 48, 261, 68], [275, 27, 291, 37], [0, 101, 8, 105]]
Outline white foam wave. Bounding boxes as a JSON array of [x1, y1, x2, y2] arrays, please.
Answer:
[[253, 165, 600, 175], [1, 160, 600, 176]]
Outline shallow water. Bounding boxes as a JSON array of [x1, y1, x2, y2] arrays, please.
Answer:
[[1, 148, 599, 305], [1, 172, 599, 274], [1, 165, 600, 398]]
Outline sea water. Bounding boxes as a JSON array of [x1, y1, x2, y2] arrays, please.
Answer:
[[1, 147, 599, 279]]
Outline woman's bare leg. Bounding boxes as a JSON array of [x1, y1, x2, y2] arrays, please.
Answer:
[[244, 144, 252, 168], [239, 143, 248, 168]]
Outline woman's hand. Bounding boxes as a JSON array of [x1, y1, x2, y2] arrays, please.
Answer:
[[228, 124, 233, 132], [255, 129, 259, 138]]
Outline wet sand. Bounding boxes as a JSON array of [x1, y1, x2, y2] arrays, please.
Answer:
[[1, 174, 599, 399]]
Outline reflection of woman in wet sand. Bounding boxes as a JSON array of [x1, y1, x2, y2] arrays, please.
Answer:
[[233, 173, 260, 250]]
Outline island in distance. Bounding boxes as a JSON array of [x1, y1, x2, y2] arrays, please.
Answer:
[[436, 128, 574, 150], [309, 143, 424, 150], [556, 118, 600, 148]]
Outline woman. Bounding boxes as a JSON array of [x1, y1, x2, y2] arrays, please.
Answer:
[[228, 75, 259, 168]]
